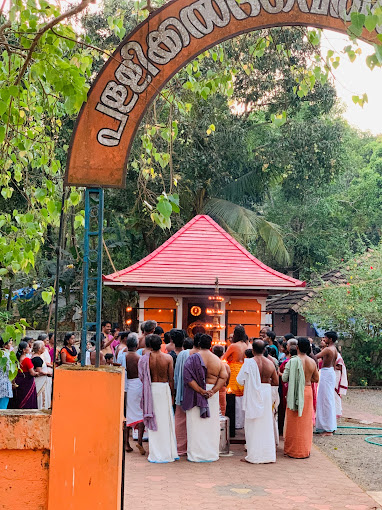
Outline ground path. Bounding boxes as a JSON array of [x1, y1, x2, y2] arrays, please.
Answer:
[[124, 440, 380, 510]]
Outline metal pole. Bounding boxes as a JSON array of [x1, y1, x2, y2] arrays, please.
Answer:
[[95, 189, 104, 367], [81, 190, 91, 366], [81, 188, 104, 367]]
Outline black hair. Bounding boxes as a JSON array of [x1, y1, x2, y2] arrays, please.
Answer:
[[200, 334, 212, 350], [101, 321, 111, 328], [164, 331, 171, 344], [297, 337, 312, 355], [48, 332, 54, 340], [252, 339, 265, 354], [16, 341, 28, 361], [324, 331, 338, 342], [118, 331, 130, 341], [144, 320, 157, 334], [212, 345, 224, 358], [148, 334, 162, 351], [193, 333, 202, 348], [183, 338, 194, 350], [154, 326, 164, 336], [266, 345, 277, 358], [233, 325, 246, 343], [37, 333, 48, 341], [245, 348, 254, 358], [266, 331, 276, 342], [63, 333, 74, 346], [170, 329, 185, 348], [284, 333, 295, 341], [145, 334, 152, 348], [105, 353, 113, 360]]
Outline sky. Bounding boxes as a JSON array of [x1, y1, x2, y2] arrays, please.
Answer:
[[322, 30, 382, 136]]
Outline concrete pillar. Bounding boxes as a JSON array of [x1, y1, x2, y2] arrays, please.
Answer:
[[176, 296, 183, 329], [48, 365, 124, 510]]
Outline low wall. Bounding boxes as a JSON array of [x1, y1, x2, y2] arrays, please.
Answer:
[[0, 410, 51, 510], [0, 366, 124, 510]]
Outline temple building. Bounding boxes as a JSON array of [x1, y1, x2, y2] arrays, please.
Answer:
[[103, 215, 305, 342]]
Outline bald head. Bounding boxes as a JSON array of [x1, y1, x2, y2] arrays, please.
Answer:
[[252, 339, 265, 354]]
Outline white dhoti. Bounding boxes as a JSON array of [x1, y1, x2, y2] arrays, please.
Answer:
[[186, 384, 220, 462], [148, 382, 178, 463], [126, 378, 143, 428], [245, 383, 276, 464], [271, 385, 280, 447], [235, 396, 245, 429], [316, 367, 337, 433]]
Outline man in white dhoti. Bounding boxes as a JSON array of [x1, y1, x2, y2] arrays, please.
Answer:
[[316, 331, 338, 435], [182, 334, 226, 463], [138, 334, 178, 463], [237, 340, 278, 464], [121, 333, 145, 454], [335, 352, 348, 417]]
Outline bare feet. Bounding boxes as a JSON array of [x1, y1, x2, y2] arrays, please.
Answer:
[[125, 445, 133, 452], [323, 432, 333, 436], [240, 458, 250, 463], [136, 444, 146, 455]]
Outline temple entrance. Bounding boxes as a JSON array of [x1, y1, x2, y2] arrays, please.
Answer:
[[182, 297, 211, 337]]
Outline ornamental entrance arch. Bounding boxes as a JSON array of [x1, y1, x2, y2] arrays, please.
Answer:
[[65, 0, 381, 188]]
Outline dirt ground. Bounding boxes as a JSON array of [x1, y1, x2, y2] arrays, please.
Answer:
[[314, 389, 382, 492]]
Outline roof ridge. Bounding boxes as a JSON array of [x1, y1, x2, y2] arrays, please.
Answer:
[[202, 215, 303, 285]]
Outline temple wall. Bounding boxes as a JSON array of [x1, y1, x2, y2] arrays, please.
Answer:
[[0, 410, 51, 510]]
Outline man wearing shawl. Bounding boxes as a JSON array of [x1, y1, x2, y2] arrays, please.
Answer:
[[282, 337, 319, 458], [138, 334, 178, 463], [182, 334, 226, 462], [335, 352, 348, 417], [237, 340, 278, 464]]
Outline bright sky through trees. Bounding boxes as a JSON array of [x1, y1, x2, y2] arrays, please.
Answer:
[[323, 30, 382, 135]]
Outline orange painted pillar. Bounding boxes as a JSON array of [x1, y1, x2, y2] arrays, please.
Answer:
[[48, 365, 124, 510]]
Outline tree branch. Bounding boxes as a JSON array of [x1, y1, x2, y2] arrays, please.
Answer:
[[15, 0, 95, 86]]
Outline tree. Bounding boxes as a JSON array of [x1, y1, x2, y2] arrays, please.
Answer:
[[301, 246, 382, 384]]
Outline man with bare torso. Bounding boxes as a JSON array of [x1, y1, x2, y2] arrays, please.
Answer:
[[315, 331, 338, 435], [140, 334, 178, 463], [237, 339, 278, 463], [283, 337, 319, 458], [183, 334, 226, 462], [123, 333, 145, 455]]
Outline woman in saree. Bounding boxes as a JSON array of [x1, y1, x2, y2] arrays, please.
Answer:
[[31, 341, 52, 409], [10, 341, 39, 409], [60, 333, 78, 365]]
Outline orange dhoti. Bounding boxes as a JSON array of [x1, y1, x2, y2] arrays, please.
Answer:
[[284, 385, 313, 459], [227, 362, 244, 396]]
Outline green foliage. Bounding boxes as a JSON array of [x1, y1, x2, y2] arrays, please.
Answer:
[[301, 246, 382, 383]]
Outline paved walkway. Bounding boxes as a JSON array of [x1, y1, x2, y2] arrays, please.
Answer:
[[124, 440, 380, 510], [342, 401, 382, 425]]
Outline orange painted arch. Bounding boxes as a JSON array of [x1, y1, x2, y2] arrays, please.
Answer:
[[65, 0, 382, 188]]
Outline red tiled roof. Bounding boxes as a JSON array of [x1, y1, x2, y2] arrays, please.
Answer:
[[103, 215, 305, 290]]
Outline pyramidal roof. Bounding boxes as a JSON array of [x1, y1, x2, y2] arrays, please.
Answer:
[[103, 215, 305, 290]]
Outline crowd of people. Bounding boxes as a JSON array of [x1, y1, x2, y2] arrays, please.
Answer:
[[0, 321, 348, 466]]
